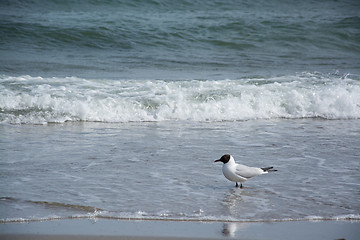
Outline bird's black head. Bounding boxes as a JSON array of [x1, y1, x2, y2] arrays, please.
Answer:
[[214, 154, 231, 164]]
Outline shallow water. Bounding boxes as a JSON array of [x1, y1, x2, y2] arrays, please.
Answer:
[[1, 119, 359, 222]]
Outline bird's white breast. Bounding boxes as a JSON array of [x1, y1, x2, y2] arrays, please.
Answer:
[[222, 162, 247, 183]]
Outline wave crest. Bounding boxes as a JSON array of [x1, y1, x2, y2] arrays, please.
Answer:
[[1, 73, 359, 124]]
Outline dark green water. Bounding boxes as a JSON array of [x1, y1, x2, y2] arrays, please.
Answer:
[[1, 0, 359, 78]]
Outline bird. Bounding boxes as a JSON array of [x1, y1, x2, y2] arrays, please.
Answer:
[[214, 154, 277, 188]]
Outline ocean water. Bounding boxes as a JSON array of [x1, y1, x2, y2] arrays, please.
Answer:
[[0, 0, 360, 225], [1, 0, 360, 79]]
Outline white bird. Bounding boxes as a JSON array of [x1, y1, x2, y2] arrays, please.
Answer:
[[214, 154, 277, 188]]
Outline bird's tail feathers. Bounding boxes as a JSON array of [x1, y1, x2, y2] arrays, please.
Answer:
[[261, 167, 278, 172]]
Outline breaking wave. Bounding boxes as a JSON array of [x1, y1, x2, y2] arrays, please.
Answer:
[[1, 72, 359, 124]]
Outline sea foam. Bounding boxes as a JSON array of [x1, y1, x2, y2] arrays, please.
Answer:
[[1, 73, 359, 124]]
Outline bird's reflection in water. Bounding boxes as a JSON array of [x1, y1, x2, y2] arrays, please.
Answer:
[[220, 188, 261, 238], [221, 222, 249, 237], [223, 187, 254, 211], [223, 187, 268, 221]]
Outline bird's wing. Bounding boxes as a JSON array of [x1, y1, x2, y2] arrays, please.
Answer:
[[235, 164, 264, 179]]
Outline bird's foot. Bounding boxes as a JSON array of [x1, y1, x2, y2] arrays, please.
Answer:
[[240, 184, 243, 189], [235, 182, 239, 188]]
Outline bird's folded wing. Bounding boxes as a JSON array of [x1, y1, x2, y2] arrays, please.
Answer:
[[235, 165, 264, 179]]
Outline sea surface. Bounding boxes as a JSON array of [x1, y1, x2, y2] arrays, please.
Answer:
[[0, 0, 359, 225]]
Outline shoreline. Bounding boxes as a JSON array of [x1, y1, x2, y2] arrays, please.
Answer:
[[1, 218, 359, 240], [1, 214, 359, 224]]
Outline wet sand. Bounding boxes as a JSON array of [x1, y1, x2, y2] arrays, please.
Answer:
[[1, 218, 359, 240]]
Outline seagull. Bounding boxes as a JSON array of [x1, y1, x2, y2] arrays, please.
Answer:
[[214, 154, 277, 188]]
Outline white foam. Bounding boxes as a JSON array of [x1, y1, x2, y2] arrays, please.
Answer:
[[2, 212, 358, 224], [1, 73, 359, 124]]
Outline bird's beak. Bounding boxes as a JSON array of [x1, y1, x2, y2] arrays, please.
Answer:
[[214, 159, 221, 162]]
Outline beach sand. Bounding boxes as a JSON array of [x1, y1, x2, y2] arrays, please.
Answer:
[[1, 218, 359, 240]]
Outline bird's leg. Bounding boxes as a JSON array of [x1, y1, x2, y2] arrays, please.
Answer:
[[235, 182, 239, 187], [240, 184, 243, 189]]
